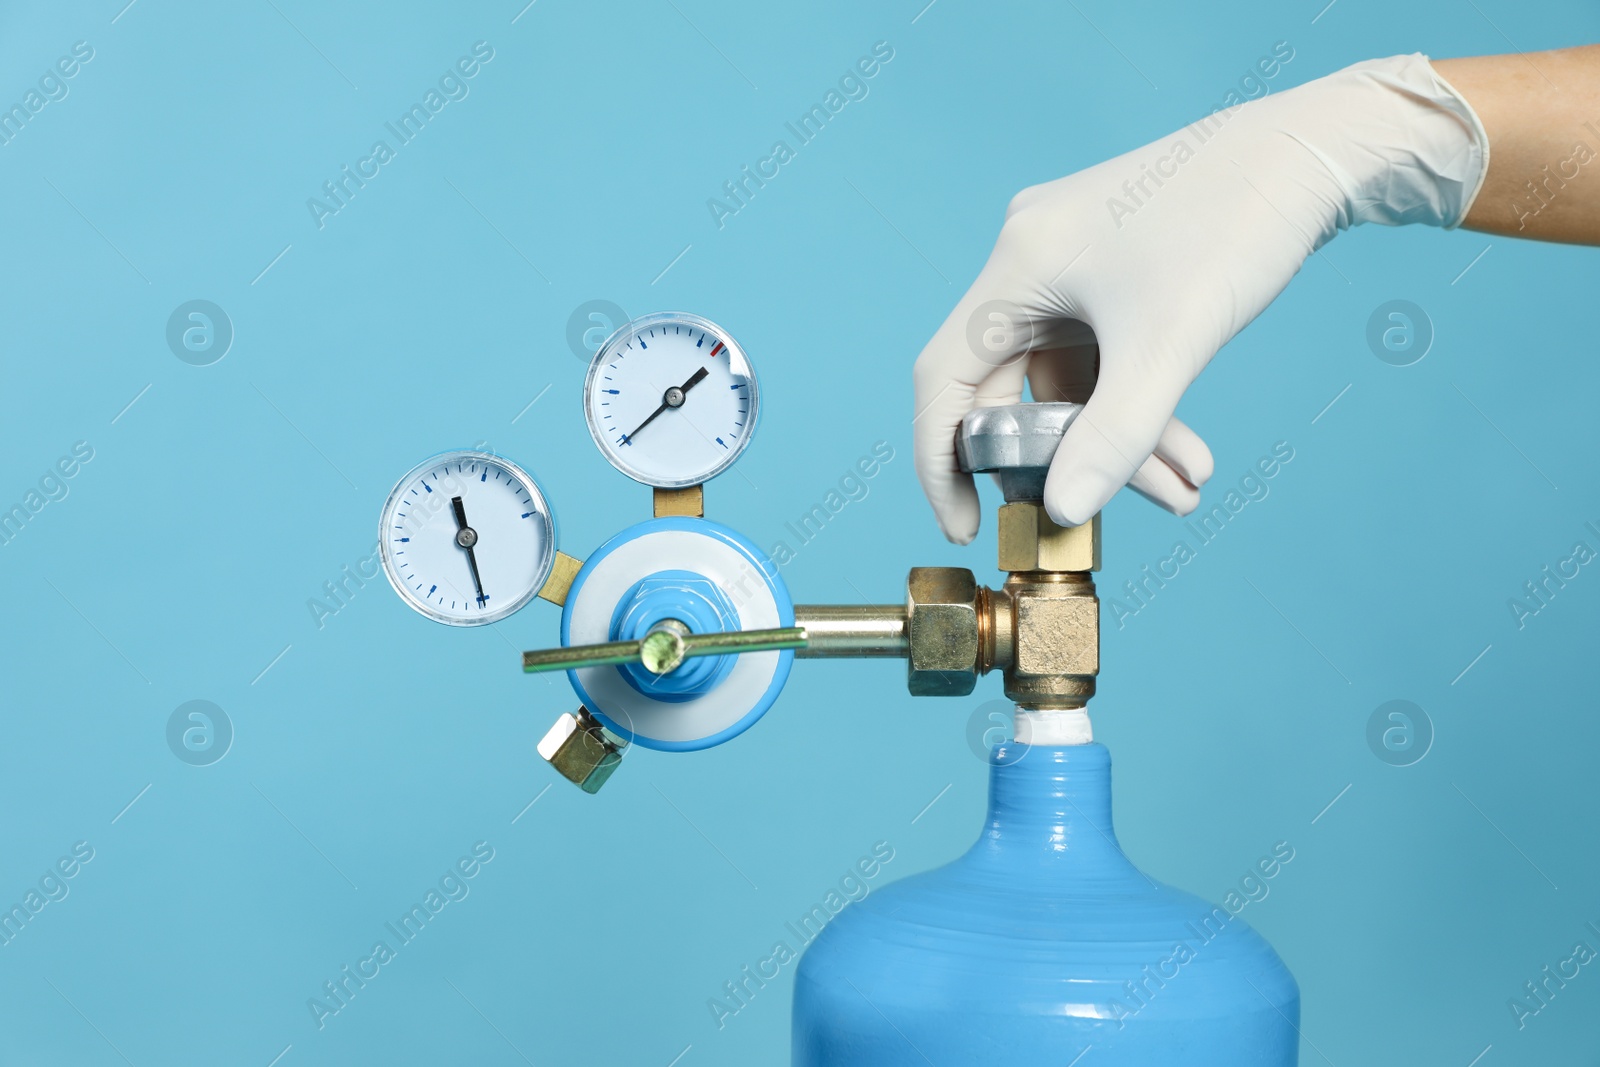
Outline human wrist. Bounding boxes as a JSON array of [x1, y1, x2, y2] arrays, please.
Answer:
[[1289, 54, 1490, 230]]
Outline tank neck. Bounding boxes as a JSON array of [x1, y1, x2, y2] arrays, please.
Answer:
[[977, 742, 1140, 878]]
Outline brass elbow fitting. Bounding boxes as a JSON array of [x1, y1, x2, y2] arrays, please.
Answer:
[[790, 403, 1103, 709], [793, 500, 1100, 709], [996, 506, 1099, 709]]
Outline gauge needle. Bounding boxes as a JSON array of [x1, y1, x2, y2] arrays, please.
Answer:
[[620, 366, 709, 445], [450, 496, 488, 608]]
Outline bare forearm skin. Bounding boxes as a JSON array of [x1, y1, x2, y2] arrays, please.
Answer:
[[1435, 45, 1600, 244]]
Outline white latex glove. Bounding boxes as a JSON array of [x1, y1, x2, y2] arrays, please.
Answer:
[[913, 54, 1488, 542]]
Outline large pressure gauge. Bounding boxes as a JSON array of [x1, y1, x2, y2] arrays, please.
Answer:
[[378, 450, 557, 626], [583, 312, 758, 488]]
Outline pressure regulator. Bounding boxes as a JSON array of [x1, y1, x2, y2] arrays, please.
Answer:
[[377, 311, 1105, 793]]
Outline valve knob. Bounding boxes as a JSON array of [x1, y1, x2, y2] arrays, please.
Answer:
[[957, 402, 1100, 573], [956, 401, 1085, 501]]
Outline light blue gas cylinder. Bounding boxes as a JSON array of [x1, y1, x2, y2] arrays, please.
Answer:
[[793, 742, 1299, 1065]]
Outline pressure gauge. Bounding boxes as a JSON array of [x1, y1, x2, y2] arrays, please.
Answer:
[[378, 450, 556, 626], [583, 312, 759, 488]]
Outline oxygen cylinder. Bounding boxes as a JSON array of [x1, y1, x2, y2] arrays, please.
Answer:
[[793, 741, 1300, 1065]]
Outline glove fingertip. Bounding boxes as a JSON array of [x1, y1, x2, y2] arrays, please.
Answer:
[[1042, 473, 1108, 528], [948, 521, 979, 546], [1156, 484, 1201, 517], [936, 497, 981, 545]]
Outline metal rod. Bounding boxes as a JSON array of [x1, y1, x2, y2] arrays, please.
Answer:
[[522, 625, 809, 675], [522, 638, 648, 674], [793, 605, 908, 658], [681, 627, 809, 659]]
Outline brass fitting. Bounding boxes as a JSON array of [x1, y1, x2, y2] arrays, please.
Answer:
[[998, 506, 1100, 573], [803, 501, 1098, 708], [537, 706, 627, 793], [911, 498, 1099, 707], [1001, 570, 1097, 708], [905, 567, 983, 696]]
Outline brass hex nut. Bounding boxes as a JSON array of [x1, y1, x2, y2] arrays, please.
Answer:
[[905, 567, 981, 696], [537, 707, 625, 794], [997, 505, 1100, 573]]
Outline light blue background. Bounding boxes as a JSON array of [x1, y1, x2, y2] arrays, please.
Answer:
[[0, 1, 1596, 1064]]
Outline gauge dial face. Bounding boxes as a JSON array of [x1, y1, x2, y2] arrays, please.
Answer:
[[583, 312, 759, 488], [378, 451, 556, 626]]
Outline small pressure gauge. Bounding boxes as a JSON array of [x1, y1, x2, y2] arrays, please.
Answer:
[[583, 312, 759, 488], [378, 450, 556, 626]]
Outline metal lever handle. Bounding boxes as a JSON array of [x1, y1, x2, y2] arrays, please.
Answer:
[[521, 620, 808, 676]]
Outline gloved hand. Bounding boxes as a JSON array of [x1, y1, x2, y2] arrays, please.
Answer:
[[913, 54, 1488, 542]]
